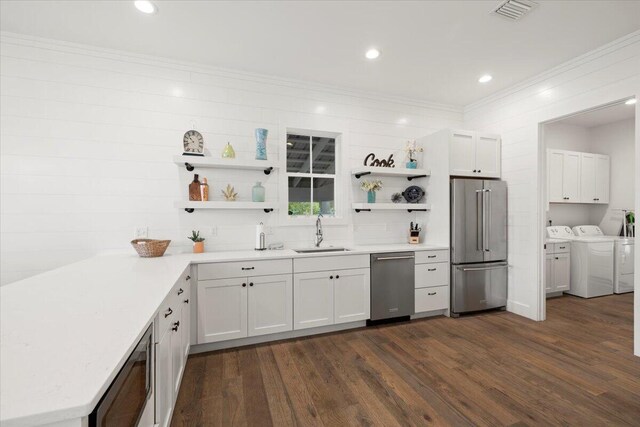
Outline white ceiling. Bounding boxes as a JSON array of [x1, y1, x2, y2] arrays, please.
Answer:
[[1, 1, 639, 106], [558, 101, 636, 128]]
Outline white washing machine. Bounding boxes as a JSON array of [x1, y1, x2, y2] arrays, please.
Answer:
[[546, 226, 614, 298], [572, 225, 634, 294]]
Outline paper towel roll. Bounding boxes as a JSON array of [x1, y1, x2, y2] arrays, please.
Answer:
[[255, 222, 265, 250]]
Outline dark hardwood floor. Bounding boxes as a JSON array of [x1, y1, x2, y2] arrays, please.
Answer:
[[173, 294, 639, 426]]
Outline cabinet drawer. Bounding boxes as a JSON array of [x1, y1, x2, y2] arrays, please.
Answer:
[[158, 282, 186, 336], [553, 243, 570, 254], [294, 254, 369, 273], [415, 250, 449, 264], [198, 259, 292, 280], [415, 262, 449, 289], [415, 286, 449, 313]]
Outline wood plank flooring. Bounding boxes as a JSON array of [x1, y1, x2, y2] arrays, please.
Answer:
[[172, 294, 639, 426]]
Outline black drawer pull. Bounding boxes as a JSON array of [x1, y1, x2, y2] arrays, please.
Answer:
[[185, 275, 191, 281], [177, 288, 184, 295], [164, 308, 173, 318], [184, 298, 189, 304], [241, 267, 255, 271], [428, 268, 436, 272], [428, 292, 437, 296], [172, 321, 180, 332], [427, 255, 436, 259], [558, 246, 566, 249]]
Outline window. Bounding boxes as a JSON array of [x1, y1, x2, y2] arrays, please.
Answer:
[[286, 132, 337, 217]]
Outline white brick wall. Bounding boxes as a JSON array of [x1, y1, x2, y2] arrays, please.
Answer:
[[463, 31, 640, 355], [0, 32, 462, 285]]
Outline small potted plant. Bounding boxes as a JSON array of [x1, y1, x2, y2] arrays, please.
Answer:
[[188, 230, 205, 253], [361, 179, 383, 203], [404, 140, 423, 169]]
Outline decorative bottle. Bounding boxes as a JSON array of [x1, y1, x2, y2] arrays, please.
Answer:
[[255, 128, 268, 160], [200, 177, 210, 201], [189, 174, 202, 201], [252, 182, 265, 202], [222, 142, 236, 159]]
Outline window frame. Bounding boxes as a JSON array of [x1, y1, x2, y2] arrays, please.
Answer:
[[279, 127, 346, 226]]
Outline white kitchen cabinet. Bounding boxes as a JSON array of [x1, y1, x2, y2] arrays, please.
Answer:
[[197, 278, 248, 343], [294, 271, 334, 330], [449, 130, 501, 178], [155, 325, 173, 427], [545, 243, 571, 295], [548, 149, 609, 204], [334, 268, 370, 324], [247, 274, 293, 337], [180, 291, 191, 360], [170, 309, 184, 397]]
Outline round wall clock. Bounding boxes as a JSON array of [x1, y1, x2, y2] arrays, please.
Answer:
[[402, 185, 425, 204], [183, 130, 205, 156]]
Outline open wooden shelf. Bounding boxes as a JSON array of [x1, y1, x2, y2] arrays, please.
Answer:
[[174, 201, 278, 213], [173, 156, 278, 175], [351, 203, 430, 213], [351, 166, 430, 180]]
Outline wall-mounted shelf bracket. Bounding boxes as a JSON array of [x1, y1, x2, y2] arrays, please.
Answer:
[[355, 209, 372, 213], [185, 208, 195, 213], [263, 208, 274, 213], [407, 209, 427, 213], [407, 175, 427, 181], [264, 167, 273, 175], [185, 163, 194, 172], [354, 171, 371, 179]]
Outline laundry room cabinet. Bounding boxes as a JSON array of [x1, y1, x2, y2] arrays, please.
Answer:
[[547, 149, 609, 204], [545, 242, 570, 295]]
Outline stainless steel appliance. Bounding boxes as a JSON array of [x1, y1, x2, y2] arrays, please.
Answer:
[[451, 178, 508, 316], [90, 324, 153, 427], [370, 252, 415, 321]]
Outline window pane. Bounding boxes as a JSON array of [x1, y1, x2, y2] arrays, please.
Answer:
[[313, 177, 335, 216], [312, 136, 336, 174], [286, 134, 311, 173], [288, 176, 311, 216]]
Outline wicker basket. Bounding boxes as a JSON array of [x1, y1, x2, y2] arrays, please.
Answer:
[[131, 239, 171, 258]]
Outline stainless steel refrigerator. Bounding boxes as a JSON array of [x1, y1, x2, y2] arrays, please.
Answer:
[[450, 178, 508, 316]]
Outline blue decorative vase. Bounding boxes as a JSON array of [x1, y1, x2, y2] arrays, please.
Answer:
[[367, 191, 376, 203], [255, 128, 268, 160], [252, 182, 265, 202], [406, 160, 417, 169]]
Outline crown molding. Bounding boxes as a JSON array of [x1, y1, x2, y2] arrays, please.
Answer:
[[0, 31, 462, 114], [464, 30, 640, 114]]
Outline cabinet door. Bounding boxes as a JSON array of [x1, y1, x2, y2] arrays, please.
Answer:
[[449, 130, 476, 176], [247, 274, 293, 337], [475, 133, 501, 178], [180, 295, 191, 359], [545, 254, 554, 293], [294, 271, 334, 330], [548, 150, 565, 203], [562, 151, 580, 202], [197, 278, 248, 343], [171, 308, 184, 396], [553, 253, 571, 291], [334, 268, 370, 324], [595, 154, 610, 204], [580, 153, 596, 203], [155, 328, 173, 427]]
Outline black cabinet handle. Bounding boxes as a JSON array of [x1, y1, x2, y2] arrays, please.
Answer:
[[428, 292, 437, 296], [478, 170, 481, 173], [558, 246, 566, 249], [249, 282, 254, 287], [428, 268, 436, 272], [330, 275, 334, 279], [164, 308, 173, 318], [336, 275, 340, 279], [242, 283, 247, 287], [172, 321, 180, 332], [473, 169, 477, 173], [184, 298, 189, 304], [427, 255, 436, 258], [555, 257, 559, 260], [177, 288, 184, 295], [241, 267, 255, 271], [185, 275, 191, 281]]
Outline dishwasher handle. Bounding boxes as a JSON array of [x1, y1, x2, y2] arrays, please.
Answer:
[[373, 255, 415, 261]]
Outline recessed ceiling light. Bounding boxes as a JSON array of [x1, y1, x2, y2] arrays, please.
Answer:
[[625, 98, 637, 105], [478, 75, 493, 83], [134, 1, 157, 14], [365, 48, 380, 60]]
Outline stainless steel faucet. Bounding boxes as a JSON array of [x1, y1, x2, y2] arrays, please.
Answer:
[[314, 213, 323, 247]]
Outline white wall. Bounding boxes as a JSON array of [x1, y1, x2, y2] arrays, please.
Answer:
[[0, 32, 462, 285], [463, 30, 640, 356]]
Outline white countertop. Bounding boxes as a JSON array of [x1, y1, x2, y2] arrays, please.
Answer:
[[0, 243, 447, 426]]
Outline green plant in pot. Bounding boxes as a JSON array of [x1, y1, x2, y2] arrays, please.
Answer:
[[188, 230, 205, 254], [361, 179, 383, 203]]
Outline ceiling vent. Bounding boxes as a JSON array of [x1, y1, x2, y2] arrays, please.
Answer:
[[492, 0, 537, 20]]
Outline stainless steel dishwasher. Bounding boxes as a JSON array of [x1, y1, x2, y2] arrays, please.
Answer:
[[370, 252, 415, 321]]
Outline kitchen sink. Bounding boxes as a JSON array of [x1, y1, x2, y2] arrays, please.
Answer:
[[294, 247, 351, 254]]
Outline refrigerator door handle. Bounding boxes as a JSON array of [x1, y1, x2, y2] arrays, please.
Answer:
[[484, 189, 492, 252], [476, 190, 483, 251]]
